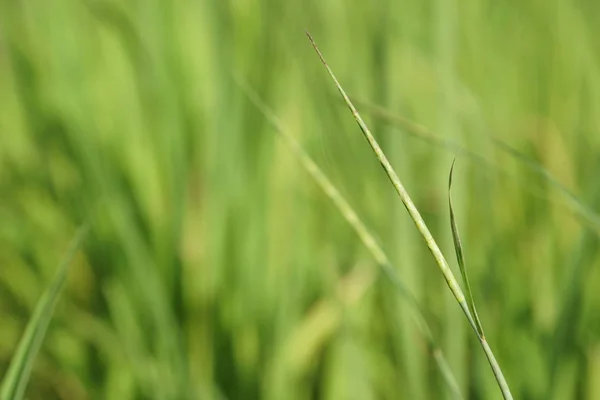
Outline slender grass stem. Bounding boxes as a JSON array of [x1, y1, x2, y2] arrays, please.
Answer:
[[305, 31, 513, 400]]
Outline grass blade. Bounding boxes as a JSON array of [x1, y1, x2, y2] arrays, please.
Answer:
[[305, 31, 513, 400], [235, 76, 463, 399], [0, 224, 89, 400], [448, 160, 484, 337]]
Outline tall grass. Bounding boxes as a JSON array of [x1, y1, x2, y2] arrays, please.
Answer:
[[237, 76, 463, 399], [306, 31, 512, 398], [1, 0, 600, 399]]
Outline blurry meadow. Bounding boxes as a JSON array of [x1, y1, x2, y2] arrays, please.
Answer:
[[2, 0, 600, 399]]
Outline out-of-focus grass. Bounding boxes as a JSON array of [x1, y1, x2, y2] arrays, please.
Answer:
[[1, 0, 600, 399], [1, 224, 88, 400]]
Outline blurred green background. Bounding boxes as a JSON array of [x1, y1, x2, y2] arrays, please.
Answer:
[[2, 0, 600, 399]]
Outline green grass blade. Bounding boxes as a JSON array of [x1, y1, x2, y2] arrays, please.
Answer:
[[235, 76, 464, 400], [0, 224, 89, 400], [304, 29, 473, 332], [448, 160, 484, 338], [305, 31, 513, 400]]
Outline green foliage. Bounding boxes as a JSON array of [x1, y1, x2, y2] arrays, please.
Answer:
[[1, 0, 600, 399], [306, 31, 510, 398], [1, 226, 88, 400]]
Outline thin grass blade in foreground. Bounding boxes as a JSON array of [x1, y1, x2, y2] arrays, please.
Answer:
[[0, 224, 89, 400], [235, 76, 463, 399], [305, 31, 513, 400], [449, 160, 484, 337]]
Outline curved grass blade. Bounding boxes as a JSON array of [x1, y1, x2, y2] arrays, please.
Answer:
[[0, 224, 89, 400], [305, 31, 513, 400], [448, 160, 484, 337], [235, 76, 463, 399]]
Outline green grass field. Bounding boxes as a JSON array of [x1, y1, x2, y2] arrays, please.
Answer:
[[2, 0, 600, 399]]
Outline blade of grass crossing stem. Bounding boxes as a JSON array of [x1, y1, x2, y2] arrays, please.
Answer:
[[448, 160, 484, 337], [352, 97, 600, 237], [235, 76, 463, 399], [0, 224, 89, 400], [305, 31, 513, 400]]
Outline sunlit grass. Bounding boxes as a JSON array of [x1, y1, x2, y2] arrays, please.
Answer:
[[1, 0, 600, 399]]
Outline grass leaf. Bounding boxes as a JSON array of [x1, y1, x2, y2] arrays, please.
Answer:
[[0, 224, 89, 400], [448, 160, 484, 337]]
